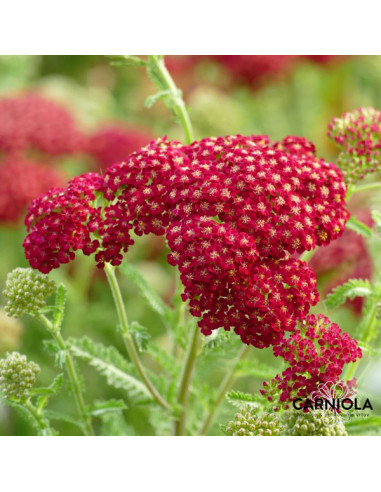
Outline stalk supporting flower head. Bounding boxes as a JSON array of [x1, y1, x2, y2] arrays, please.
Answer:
[[0, 352, 40, 401], [3, 267, 56, 318]]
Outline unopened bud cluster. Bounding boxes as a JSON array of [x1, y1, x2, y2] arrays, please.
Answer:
[[0, 352, 40, 400], [3, 268, 56, 318], [283, 409, 348, 436], [225, 406, 285, 436]]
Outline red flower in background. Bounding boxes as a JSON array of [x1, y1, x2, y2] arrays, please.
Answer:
[[310, 209, 373, 314], [0, 155, 64, 224], [0, 94, 86, 224], [88, 125, 153, 170], [0, 94, 84, 155], [211, 55, 295, 87]]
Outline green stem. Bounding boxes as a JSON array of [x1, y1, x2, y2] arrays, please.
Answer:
[[38, 314, 94, 436], [104, 263, 171, 410], [344, 299, 379, 381], [199, 345, 250, 436], [147, 55, 195, 145], [24, 399, 52, 436], [174, 322, 200, 435], [299, 249, 315, 263], [350, 181, 381, 196]]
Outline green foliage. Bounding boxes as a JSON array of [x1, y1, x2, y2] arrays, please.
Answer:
[[235, 359, 277, 380], [130, 321, 151, 352], [44, 410, 86, 434], [68, 336, 152, 404], [107, 55, 147, 67], [100, 412, 136, 436], [120, 262, 172, 321], [346, 416, 381, 435], [147, 345, 180, 377], [88, 399, 127, 417], [226, 391, 263, 409], [52, 284, 67, 332], [325, 278, 372, 310], [346, 216, 373, 238]]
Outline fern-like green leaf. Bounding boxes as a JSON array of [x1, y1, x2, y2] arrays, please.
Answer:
[[130, 321, 151, 352], [119, 262, 172, 320], [325, 279, 372, 310], [44, 410, 86, 433], [68, 336, 152, 404], [88, 399, 127, 417], [226, 390, 262, 409]]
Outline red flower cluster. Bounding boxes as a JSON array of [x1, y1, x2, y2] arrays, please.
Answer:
[[88, 125, 153, 170], [262, 314, 362, 402], [328, 107, 381, 183], [0, 94, 83, 155], [170, 135, 349, 258], [0, 94, 85, 224], [24, 173, 102, 273], [310, 209, 373, 314], [211, 55, 295, 87], [167, 216, 318, 348], [24, 134, 349, 351], [0, 156, 64, 223]]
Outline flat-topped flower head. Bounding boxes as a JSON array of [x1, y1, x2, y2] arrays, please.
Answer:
[[328, 107, 381, 183], [0, 352, 40, 401], [172, 135, 349, 257], [225, 406, 285, 436], [262, 314, 362, 403], [23, 134, 348, 283], [0, 94, 83, 155], [0, 155, 64, 223], [3, 268, 56, 318]]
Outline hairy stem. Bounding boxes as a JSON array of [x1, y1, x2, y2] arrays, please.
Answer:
[[147, 55, 194, 145], [174, 322, 200, 435], [199, 345, 250, 436], [104, 263, 171, 410], [38, 314, 94, 436], [24, 399, 52, 436]]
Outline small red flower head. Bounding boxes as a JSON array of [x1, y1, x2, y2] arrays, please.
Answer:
[[262, 314, 362, 403], [328, 107, 381, 183], [0, 155, 64, 224], [23, 173, 102, 273], [0, 94, 83, 155]]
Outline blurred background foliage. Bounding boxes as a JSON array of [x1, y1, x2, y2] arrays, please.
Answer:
[[0, 55, 381, 435]]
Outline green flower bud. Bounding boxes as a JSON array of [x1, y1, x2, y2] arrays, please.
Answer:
[[3, 268, 56, 318], [0, 352, 40, 401], [283, 410, 347, 436], [225, 406, 285, 436]]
